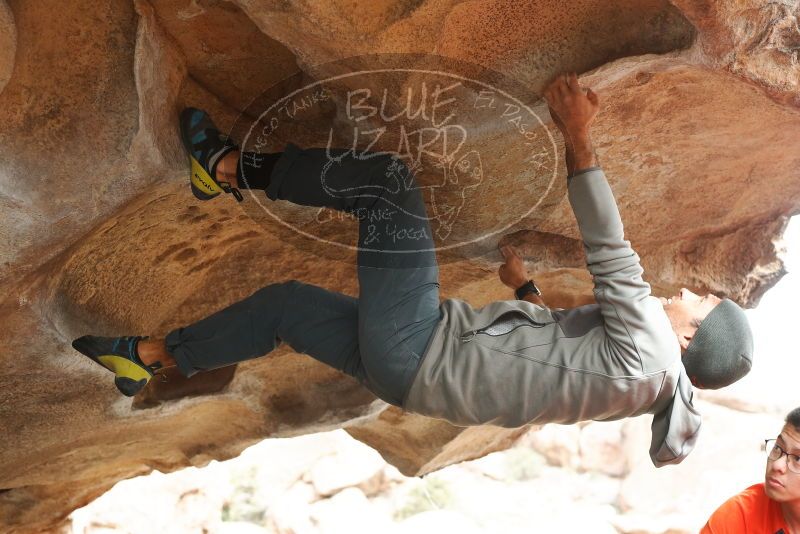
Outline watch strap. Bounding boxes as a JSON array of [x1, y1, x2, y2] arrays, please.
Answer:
[[515, 280, 541, 300]]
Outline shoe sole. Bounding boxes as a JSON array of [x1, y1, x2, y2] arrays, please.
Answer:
[[115, 376, 149, 397]]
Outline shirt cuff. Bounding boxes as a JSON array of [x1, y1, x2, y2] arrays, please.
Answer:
[[567, 165, 603, 183]]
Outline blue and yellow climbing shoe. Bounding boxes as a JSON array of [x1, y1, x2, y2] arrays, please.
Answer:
[[179, 107, 243, 202], [72, 335, 162, 397]]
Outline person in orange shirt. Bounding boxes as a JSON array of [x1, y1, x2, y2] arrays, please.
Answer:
[[702, 407, 800, 533]]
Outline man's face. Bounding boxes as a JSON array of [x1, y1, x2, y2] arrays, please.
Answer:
[[764, 424, 800, 503], [659, 288, 722, 326], [659, 288, 722, 318]]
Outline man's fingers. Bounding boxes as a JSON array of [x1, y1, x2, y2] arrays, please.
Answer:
[[567, 72, 580, 93], [500, 245, 516, 259], [587, 87, 599, 105], [544, 78, 560, 102], [556, 74, 569, 98]]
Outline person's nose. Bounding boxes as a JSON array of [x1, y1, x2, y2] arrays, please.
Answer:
[[680, 288, 698, 301], [770, 454, 789, 474]]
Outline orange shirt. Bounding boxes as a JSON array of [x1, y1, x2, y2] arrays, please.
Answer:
[[701, 483, 789, 534]]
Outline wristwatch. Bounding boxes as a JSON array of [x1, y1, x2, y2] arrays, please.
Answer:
[[515, 279, 542, 300]]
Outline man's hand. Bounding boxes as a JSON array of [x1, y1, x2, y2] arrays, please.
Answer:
[[543, 72, 600, 175], [499, 245, 529, 290], [543, 72, 599, 139], [499, 245, 546, 306]]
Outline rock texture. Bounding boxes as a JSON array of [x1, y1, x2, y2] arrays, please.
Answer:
[[0, 0, 14, 95], [0, 0, 798, 532]]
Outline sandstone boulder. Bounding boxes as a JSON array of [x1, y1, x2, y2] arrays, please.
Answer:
[[1, 0, 798, 532]]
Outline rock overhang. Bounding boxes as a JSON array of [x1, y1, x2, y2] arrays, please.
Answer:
[[1, 0, 798, 532]]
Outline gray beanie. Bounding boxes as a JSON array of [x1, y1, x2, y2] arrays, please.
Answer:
[[682, 298, 754, 390]]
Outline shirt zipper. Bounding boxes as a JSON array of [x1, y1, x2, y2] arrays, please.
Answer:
[[460, 311, 552, 343]]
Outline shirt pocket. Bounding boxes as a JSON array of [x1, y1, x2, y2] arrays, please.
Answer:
[[460, 310, 557, 353]]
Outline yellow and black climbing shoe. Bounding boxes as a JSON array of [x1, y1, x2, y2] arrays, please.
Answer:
[[179, 107, 243, 202], [72, 335, 161, 397]]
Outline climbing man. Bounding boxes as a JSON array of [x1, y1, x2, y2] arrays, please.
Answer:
[[72, 72, 754, 467]]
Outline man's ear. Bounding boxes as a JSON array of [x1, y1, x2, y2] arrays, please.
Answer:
[[678, 332, 693, 351], [678, 317, 702, 352]]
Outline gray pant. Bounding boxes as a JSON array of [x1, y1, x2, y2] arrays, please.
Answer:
[[165, 144, 442, 407]]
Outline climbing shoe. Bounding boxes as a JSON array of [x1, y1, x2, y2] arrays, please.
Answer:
[[179, 107, 243, 202], [72, 335, 162, 397]]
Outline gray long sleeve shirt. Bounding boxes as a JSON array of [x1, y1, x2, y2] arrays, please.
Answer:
[[403, 166, 702, 467]]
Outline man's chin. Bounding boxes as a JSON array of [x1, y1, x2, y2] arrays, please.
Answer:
[[765, 479, 787, 501]]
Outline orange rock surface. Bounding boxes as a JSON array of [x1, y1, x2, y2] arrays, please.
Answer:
[[0, 0, 797, 531]]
